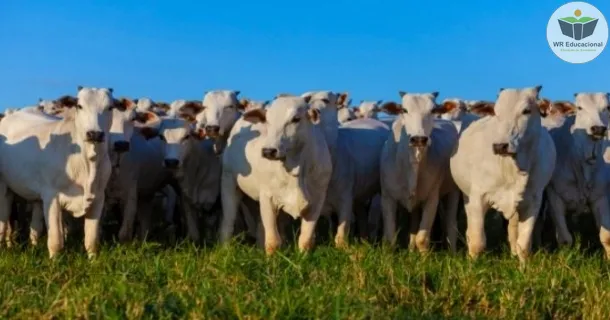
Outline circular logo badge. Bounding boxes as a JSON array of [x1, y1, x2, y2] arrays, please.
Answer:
[[547, 2, 608, 63]]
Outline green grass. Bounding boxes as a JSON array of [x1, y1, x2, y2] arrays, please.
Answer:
[[560, 17, 596, 23], [1, 238, 609, 319]]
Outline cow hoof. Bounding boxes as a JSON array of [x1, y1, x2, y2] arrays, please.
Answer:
[[334, 237, 349, 249], [118, 231, 133, 244], [265, 244, 280, 256], [298, 241, 314, 253]]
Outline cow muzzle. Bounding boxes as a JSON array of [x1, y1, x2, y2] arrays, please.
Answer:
[[492, 143, 516, 157], [409, 136, 429, 148], [589, 125, 606, 141], [113, 141, 130, 153], [86, 131, 105, 143], [164, 158, 180, 169], [205, 125, 221, 138], [261, 147, 283, 161]]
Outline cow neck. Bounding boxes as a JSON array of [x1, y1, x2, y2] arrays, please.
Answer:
[[317, 110, 339, 160], [395, 129, 428, 201]]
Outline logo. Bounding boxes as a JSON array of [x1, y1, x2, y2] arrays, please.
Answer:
[[547, 2, 608, 63]]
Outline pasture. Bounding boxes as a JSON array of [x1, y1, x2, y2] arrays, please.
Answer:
[[1, 214, 609, 319]]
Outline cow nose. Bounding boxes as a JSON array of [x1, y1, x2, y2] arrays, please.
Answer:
[[113, 141, 130, 153], [261, 148, 278, 160], [590, 125, 607, 137], [205, 125, 220, 134], [86, 131, 105, 143], [164, 159, 180, 169], [492, 143, 510, 155], [409, 136, 429, 147]]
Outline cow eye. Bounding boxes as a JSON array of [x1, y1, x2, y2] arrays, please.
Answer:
[[606, 105, 610, 111], [158, 135, 166, 141], [76, 104, 83, 110], [577, 106, 583, 111], [291, 116, 300, 123], [522, 109, 531, 115]]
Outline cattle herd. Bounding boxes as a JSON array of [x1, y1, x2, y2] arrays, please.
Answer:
[[0, 86, 609, 264]]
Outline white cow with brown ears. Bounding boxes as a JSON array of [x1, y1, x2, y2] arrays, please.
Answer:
[[220, 95, 332, 254], [450, 86, 556, 262], [544, 93, 610, 259], [380, 91, 460, 252], [0, 86, 117, 258]]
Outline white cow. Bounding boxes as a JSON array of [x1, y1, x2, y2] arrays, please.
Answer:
[[220, 96, 332, 254], [450, 86, 556, 262], [338, 106, 356, 124], [544, 93, 610, 259], [380, 92, 460, 252], [0, 86, 117, 258], [354, 100, 382, 120], [102, 99, 166, 242]]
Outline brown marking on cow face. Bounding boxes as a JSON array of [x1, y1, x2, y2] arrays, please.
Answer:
[[380, 101, 403, 115], [56, 95, 78, 108], [134, 111, 158, 124], [114, 97, 137, 111], [238, 98, 250, 111], [180, 100, 205, 116]]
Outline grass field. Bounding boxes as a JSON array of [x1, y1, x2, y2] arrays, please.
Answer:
[[1, 229, 610, 319]]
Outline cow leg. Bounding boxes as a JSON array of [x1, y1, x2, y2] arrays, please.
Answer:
[[508, 213, 519, 256], [515, 203, 539, 263], [546, 189, 572, 246], [43, 196, 64, 259], [0, 182, 12, 249], [408, 211, 421, 252], [367, 195, 382, 241], [118, 184, 138, 243], [444, 190, 460, 253], [381, 191, 398, 246], [84, 196, 104, 259], [464, 194, 489, 259], [219, 173, 243, 243], [415, 191, 440, 253], [30, 202, 44, 246], [259, 193, 281, 255], [181, 196, 200, 243], [163, 186, 177, 225], [335, 198, 353, 248], [298, 201, 324, 253], [592, 197, 610, 259], [136, 198, 154, 241]]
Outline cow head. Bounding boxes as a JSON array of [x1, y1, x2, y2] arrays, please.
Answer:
[[241, 96, 317, 161], [355, 100, 382, 119], [37, 98, 65, 116], [197, 90, 242, 139], [237, 99, 270, 113], [381, 92, 441, 159], [156, 100, 206, 170], [572, 92, 610, 141], [489, 86, 544, 157], [338, 107, 356, 124], [109, 97, 161, 153], [56, 87, 115, 146]]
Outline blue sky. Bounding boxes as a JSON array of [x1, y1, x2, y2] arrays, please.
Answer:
[[1, 0, 608, 110]]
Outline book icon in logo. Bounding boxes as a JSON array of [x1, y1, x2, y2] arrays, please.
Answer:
[[558, 9, 598, 40]]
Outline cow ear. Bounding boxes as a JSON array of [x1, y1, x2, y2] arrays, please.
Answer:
[[307, 108, 321, 124], [470, 102, 495, 116], [432, 101, 457, 115], [430, 92, 439, 100], [133, 98, 139, 105], [134, 111, 160, 125], [374, 100, 383, 111], [56, 95, 78, 108], [138, 127, 159, 140], [537, 99, 551, 117], [77, 85, 83, 92], [180, 101, 205, 116], [398, 91, 407, 98], [242, 108, 267, 124], [302, 95, 312, 104], [262, 100, 270, 108], [178, 113, 197, 123], [380, 101, 403, 115], [238, 98, 250, 111], [534, 85, 543, 95], [553, 101, 577, 116], [336, 92, 349, 106], [108, 88, 114, 94], [233, 90, 241, 97], [115, 97, 136, 111], [190, 127, 207, 140]]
